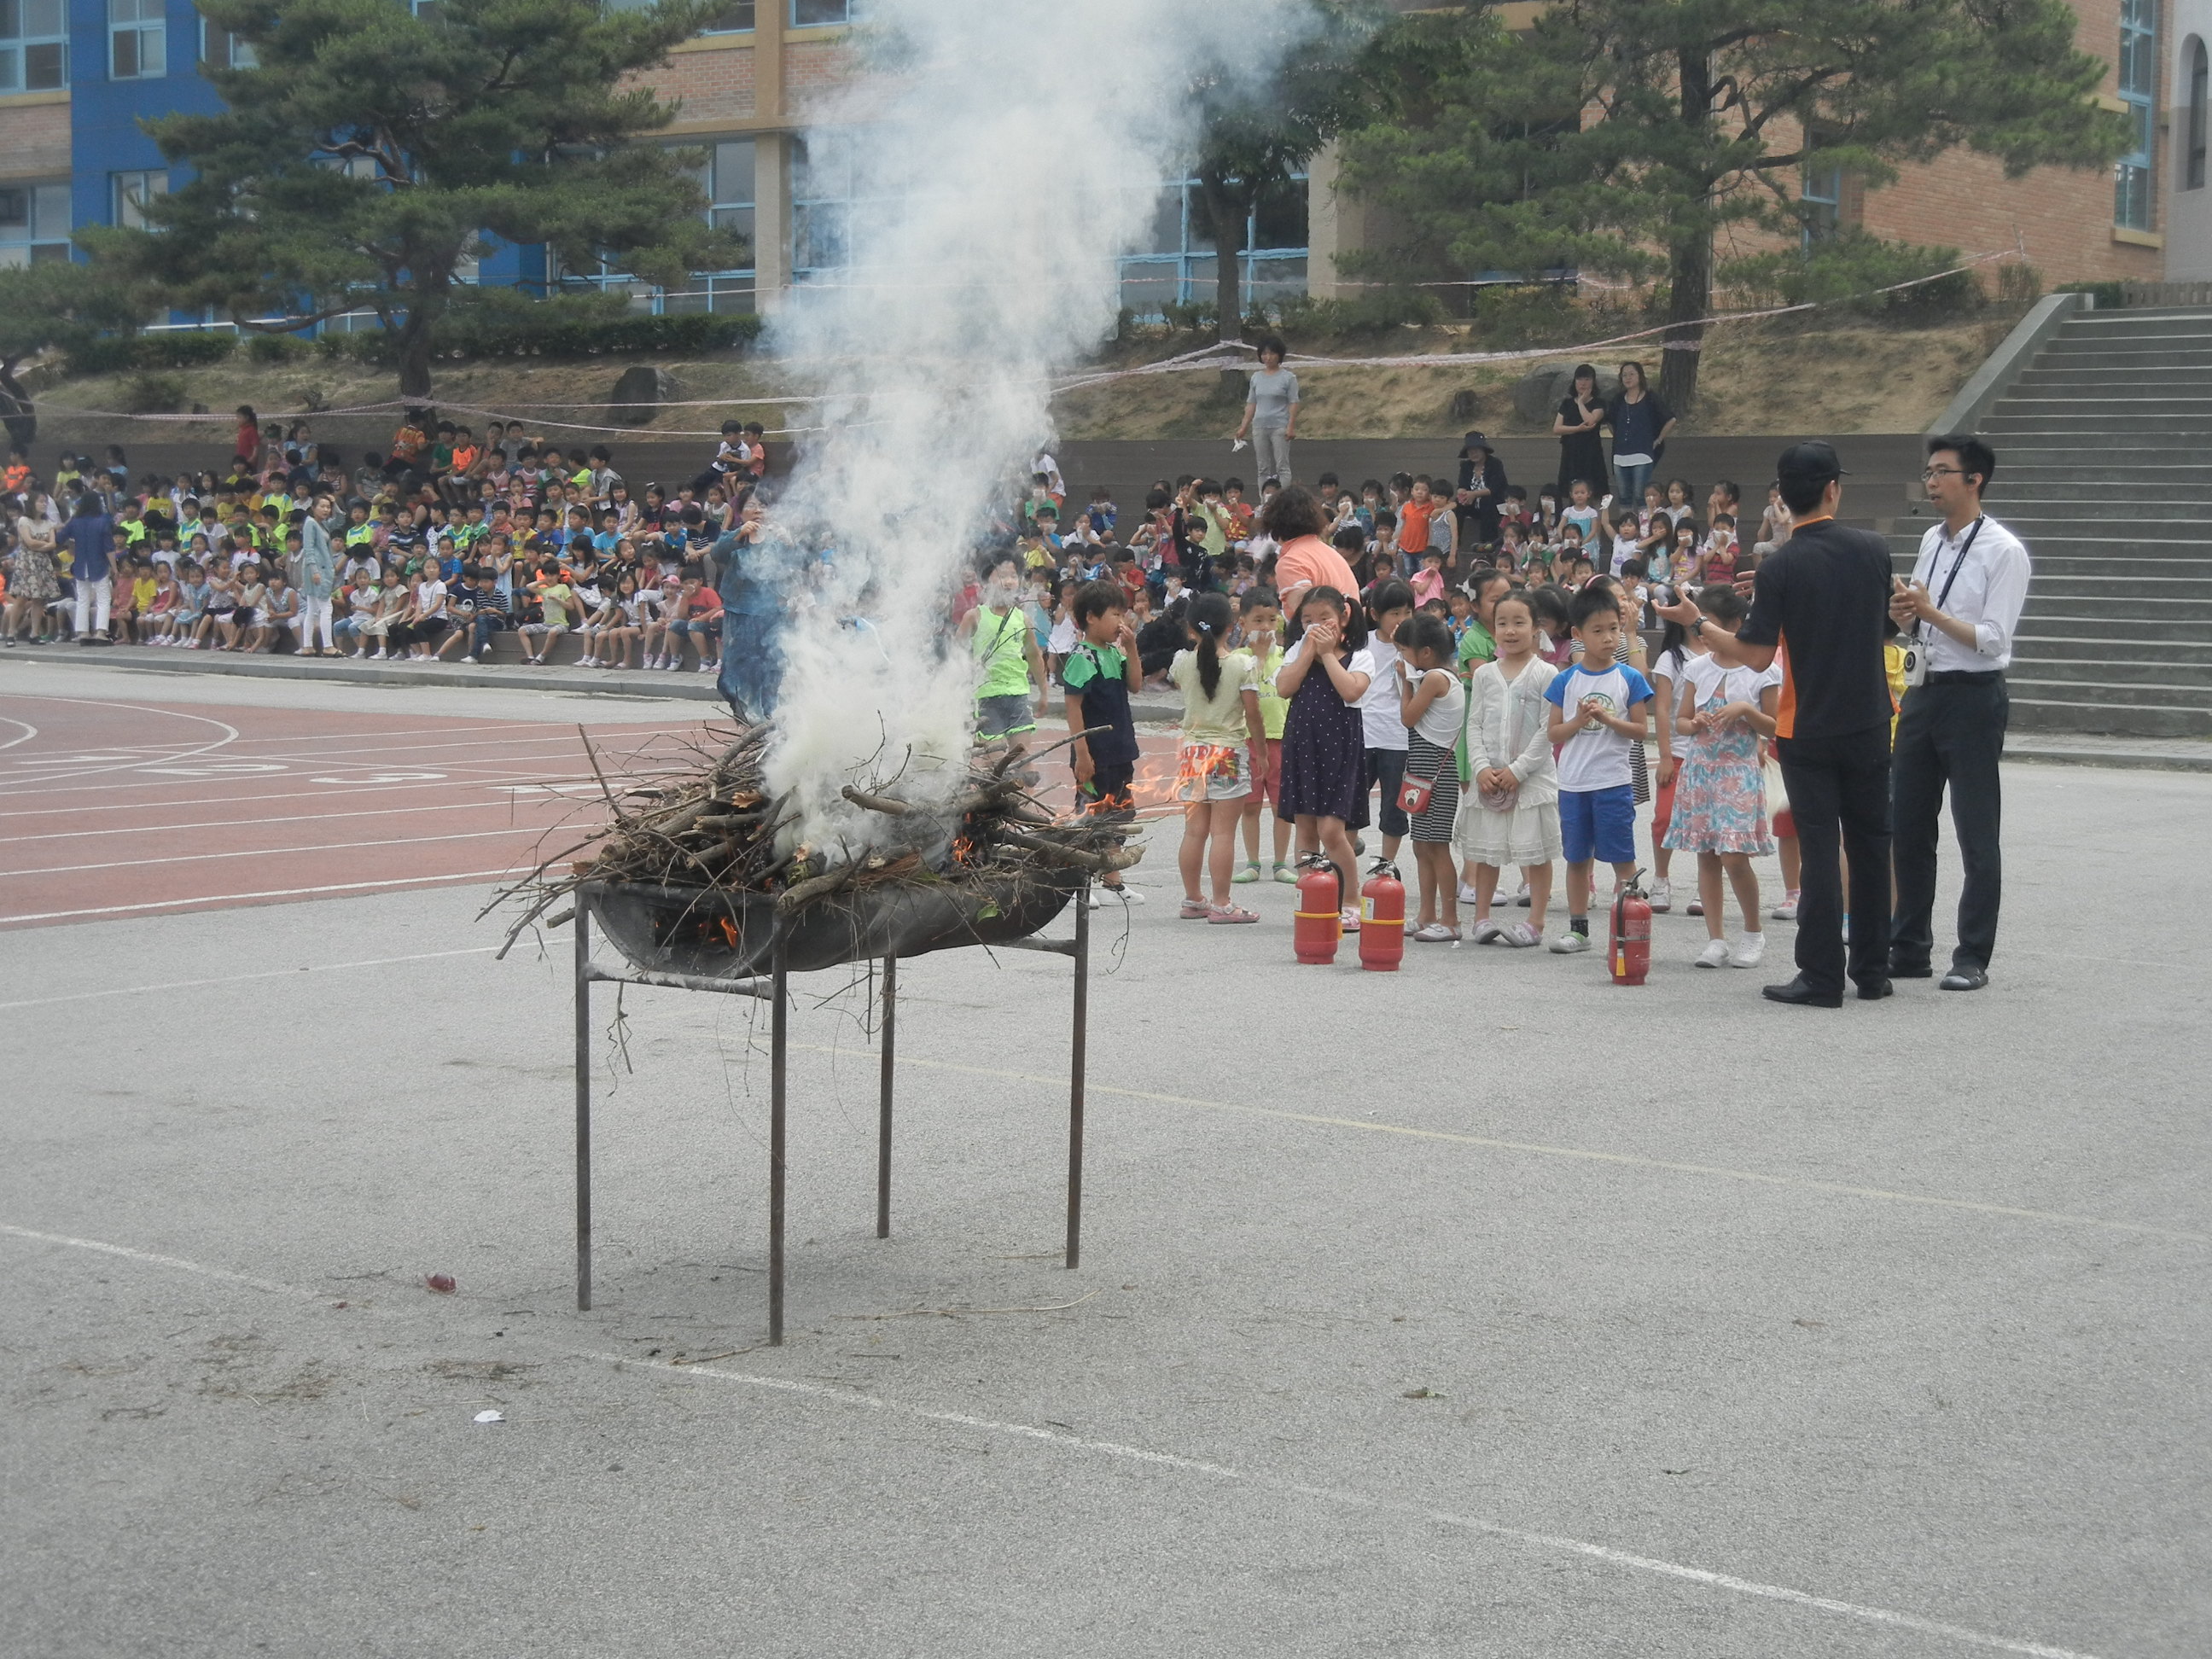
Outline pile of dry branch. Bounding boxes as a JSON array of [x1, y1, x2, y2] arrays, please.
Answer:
[[496, 722, 1140, 948]]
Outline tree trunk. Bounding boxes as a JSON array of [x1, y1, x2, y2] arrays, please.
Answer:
[[391, 304, 436, 401], [1660, 43, 1715, 416], [1197, 171, 1249, 346]]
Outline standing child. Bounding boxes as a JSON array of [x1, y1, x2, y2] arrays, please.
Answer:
[[1170, 592, 1263, 924], [1273, 585, 1375, 934], [1459, 590, 1559, 947], [1644, 606, 1707, 915], [1062, 580, 1144, 908], [1663, 585, 1778, 968], [1359, 580, 1416, 864], [959, 553, 1048, 761], [1394, 614, 1467, 941], [1231, 588, 1295, 883], [1542, 585, 1654, 952]]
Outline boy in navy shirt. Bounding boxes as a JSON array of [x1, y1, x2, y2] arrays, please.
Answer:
[[1060, 580, 1144, 907], [1543, 585, 1653, 952]]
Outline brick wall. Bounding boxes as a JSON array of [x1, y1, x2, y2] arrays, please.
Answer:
[[0, 100, 71, 182], [634, 43, 756, 127], [1860, 147, 2161, 286]]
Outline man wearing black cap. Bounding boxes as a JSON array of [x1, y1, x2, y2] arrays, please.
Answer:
[[1656, 441, 1896, 1006], [1455, 431, 1506, 553]]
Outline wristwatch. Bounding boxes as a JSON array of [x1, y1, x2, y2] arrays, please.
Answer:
[[1690, 617, 1706, 637]]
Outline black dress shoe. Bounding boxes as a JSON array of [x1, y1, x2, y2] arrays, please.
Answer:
[[1940, 966, 1988, 991], [1888, 961, 1934, 980], [1762, 976, 1842, 1008], [1857, 978, 1895, 1001]]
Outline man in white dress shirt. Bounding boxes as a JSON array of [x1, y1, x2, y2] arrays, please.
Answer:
[[1889, 434, 2032, 992]]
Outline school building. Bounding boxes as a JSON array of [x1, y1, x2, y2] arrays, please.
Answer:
[[0, 1, 2197, 314]]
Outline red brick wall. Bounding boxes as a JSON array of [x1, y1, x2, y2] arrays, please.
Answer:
[[633, 44, 756, 126], [0, 102, 71, 182]]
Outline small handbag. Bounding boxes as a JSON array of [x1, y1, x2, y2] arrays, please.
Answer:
[[1398, 750, 1451, 816]]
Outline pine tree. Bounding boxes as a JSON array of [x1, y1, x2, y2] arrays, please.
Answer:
[[1338, 0, 2125, 411], [85, 0, 745, 399]]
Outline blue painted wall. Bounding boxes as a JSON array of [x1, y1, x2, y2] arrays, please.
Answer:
[[68, 0, 224, 233]]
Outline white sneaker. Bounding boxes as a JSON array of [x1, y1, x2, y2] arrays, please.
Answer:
[[1514, 882, 1531, 907], [1339, 906, 1360, 934], [1771, 891, 1800, 921], [1686, 894, 1704, 917], [1470, 917, 1504, 944], [1729, 932, 1767, 969], [1499, 922, 1543, 948], [699, 661, 718, 673], [1547, 930, 1590, 954], [1695, 937, 1732, 969], [1457, 882, 1481, 905], [1648, 878, 1672, 913], [1087, 884, 1144, 909]]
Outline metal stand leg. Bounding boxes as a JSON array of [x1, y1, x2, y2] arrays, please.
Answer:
[[573, 894, 593, 1312], [769, 924, 789, 1346], [877, 955, 895, 1240], [1067, 879, 1090, 1270]]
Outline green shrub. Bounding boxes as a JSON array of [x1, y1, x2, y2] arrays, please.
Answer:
[[121, 371, 187, 413], [307, 292, 765, 365], [70, 330, 237, 374], [1161, 300, 1220, 335], [2055, 280, 2126, 308], [244, 332, 312, 364], [1278, 288, 1448, 335]]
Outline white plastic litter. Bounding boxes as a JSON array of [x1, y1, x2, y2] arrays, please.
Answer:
[[474, 1410, 504, 1425]]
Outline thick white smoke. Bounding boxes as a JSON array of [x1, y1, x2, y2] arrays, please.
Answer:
[[757, 0, 1319, 849]]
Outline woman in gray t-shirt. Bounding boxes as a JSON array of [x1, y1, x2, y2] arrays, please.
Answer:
[[1232, 335, 1300, 486]]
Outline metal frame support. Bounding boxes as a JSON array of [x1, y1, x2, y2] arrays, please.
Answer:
[[876, 955, 896, 1240], [568, 880, 1092, 1342]]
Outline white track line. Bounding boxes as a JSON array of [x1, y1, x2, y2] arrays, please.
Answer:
[[0, 770, 599, 806], [0, 866, 517, 925], [2, 800, 556, 842], [0, 1221, 2112, 1659], [0, 946, 500, 1010], [0, 698, 241, 789], [1, 826, 544, 878], [0, 713, 38, 753]]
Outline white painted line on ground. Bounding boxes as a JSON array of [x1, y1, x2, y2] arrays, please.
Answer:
[[786, 1045, 2212, 1247], [0, 714, 38, 752], [0, 1220, 2111, 1659], [2, 800, 552, 842], [0, 698, 240, 789], [0, 946, 501, 1010], [0, 867, 518, 925], [1, 826, 543, 877], [0, 771, 597, 809]]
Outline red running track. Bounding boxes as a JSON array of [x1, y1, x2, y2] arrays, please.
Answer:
[[0, 694, 715, 930]]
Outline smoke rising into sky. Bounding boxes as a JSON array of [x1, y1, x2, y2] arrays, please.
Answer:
[[757, 0, 1318, 847]]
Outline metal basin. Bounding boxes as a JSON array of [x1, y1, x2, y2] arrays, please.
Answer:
[[581, 867, 1083, 978]]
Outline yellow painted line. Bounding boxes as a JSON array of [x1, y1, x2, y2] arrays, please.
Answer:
[[789, 1043, 2209, 1247]]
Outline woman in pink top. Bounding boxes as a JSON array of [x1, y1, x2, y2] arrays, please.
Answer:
[[1263, 486, 1359, 610]]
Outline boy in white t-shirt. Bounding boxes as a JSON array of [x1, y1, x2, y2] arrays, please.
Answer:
[[1542, 585, 1654, 952]]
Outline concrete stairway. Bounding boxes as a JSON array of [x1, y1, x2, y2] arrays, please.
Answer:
[[1889, 306, 2212, 738]]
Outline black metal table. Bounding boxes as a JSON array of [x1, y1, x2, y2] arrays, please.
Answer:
[[569, 880, 1094, 1343]]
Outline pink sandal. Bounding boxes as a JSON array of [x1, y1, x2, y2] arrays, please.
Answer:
[[1179, 899, 1210, 919], [1207, 905, 1259, 925]]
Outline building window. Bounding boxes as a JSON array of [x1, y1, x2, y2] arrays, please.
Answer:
[[0, 0, 70, 92], [560, 138, 758, 315], [702, 0, 754, 31], [201, 13, 255, 70], [790, 131, 853, 277], [1118, 174, 1309, 319], [2189, 37, 2208, 192], [110, 0, 166, 79], [1801, 160, 1843, 244], [791, 0, 853, 26], [2117, 0, 2156, 229], [0, 179, 71, 266], [113, 170, 168, 230]]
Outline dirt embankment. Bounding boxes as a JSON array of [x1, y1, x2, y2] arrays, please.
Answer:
[[28, 308, 2017, 454]]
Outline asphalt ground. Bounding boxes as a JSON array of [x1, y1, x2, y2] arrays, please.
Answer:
[[1, 662, 2207, 1658]]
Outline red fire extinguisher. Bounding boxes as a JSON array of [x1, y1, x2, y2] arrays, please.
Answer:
[[1359, 860, 1406, 972], [1293, 855, 1342, 966], [1610, 872, 1652, 987]]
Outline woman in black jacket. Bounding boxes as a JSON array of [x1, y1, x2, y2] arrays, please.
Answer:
[[1455, 430, 1506, 555]]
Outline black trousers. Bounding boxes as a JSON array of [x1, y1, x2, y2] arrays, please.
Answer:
[[1890, 676, 2007, 973], [1777, 724, 1893, 998]]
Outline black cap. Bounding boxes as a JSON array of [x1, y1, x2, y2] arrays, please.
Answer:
[[1775, 440, 1848, 483], [1460, 430, 1491, 454]]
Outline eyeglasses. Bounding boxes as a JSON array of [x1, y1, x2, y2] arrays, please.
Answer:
[[1921, 467, 1968, 481]]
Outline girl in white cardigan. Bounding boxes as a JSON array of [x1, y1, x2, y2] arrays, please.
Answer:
[[1457, 590, 1561, 947]]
